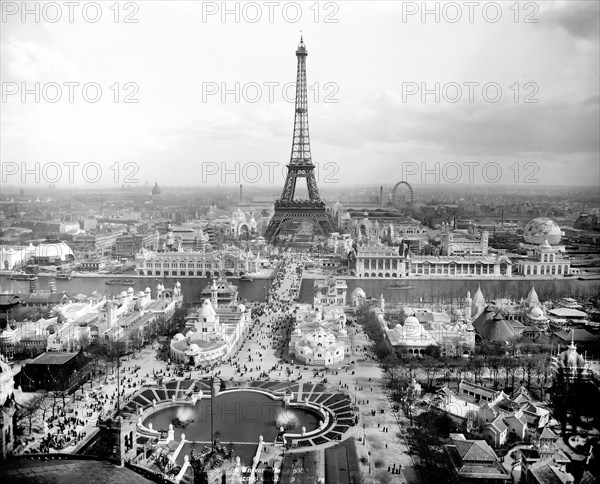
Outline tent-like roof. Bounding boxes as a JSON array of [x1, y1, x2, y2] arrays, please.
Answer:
[[472, 306, 515, 341]]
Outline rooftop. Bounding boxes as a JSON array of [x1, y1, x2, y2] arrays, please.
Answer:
[[0, 458, 155, 484], [30, 351, 79, 365], [548, 308, 588, 318]]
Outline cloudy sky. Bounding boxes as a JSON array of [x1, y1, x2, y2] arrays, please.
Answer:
[[1, 0, 599, 190]]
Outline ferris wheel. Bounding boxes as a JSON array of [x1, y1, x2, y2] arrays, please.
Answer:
[[391, 181, 415, 208]]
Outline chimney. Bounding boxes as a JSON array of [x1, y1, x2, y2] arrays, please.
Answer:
[[379, 186, 383, 206]]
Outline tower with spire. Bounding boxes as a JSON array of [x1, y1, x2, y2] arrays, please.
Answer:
[[264, 36, 334, 243], [525, 286, 541, 308], [471, 285, 486, 319]]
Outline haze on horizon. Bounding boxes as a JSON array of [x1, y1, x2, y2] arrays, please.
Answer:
[[1, 1, 599, 189]]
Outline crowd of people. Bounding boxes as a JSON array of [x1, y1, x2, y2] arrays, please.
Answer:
[[214, 255, 305, 381]]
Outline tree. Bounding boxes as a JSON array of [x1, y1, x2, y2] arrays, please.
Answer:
[[424, 344, 441, 359], [488, 356, 502, 388], [521, 356, 538, 391], [422, 357, 440, 387], [501, 356, 519, 391], [468, 357, 485, 385], [533, 355, 551, 399], [388, 373, 418, 425], [19, 394, 43, 434], [38, 396, 53, 423]]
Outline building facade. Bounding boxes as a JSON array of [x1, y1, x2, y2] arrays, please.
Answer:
[[135, 246, 260, 277], [517, 240, 570, 276], [440, 224, 489, 256], [350, 244, 512, 278]]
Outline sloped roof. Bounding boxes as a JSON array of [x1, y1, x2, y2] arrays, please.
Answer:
[[454, 438, 497, 463], [489, 415, 508, 433], [30, 352, 78, 365], [530, 462, 573, 484], [473, 310, 516, 341], [548, 308, 587, 318], [22, 291, 69, 304], [555, 329, 599, 343], [540, 427, 558, 440]]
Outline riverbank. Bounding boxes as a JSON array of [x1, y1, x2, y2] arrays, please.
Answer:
[[302, 271, 577, 281], [0, 269, 277, 280]]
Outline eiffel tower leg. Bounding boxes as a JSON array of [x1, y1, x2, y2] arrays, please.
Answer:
[[265, 215, 288, 242], [281, 171, 297, 201], [306, 173, 321, 201]]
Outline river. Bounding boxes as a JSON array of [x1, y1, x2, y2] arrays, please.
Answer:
[[1, 275, 598, 307]]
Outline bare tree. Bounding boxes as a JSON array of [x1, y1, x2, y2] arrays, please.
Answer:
[[501, 356, 519, 390], [488, 356, 502, 388], [19, 394, 43, 434], [38, 396, 53, 423], [468, 358, 485, 385]]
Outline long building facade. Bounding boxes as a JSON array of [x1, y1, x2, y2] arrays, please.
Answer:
[[350, 245, 513, 278], [135, 246, 260, 277]]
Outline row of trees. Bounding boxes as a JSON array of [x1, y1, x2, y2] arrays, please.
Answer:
[[17, 387, 75, 437]]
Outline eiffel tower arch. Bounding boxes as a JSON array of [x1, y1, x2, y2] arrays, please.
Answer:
[[264, 37, 334, 245]]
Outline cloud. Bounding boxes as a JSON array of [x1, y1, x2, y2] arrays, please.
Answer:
[[541, 1, 600, 40]]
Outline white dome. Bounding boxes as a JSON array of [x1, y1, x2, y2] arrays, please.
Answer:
[[127, 287, 134, 293], [529, 306, 544, 319], [189, 343, 201, 352], [237, 303, 246, 313], [175, 281, 181, 288], [403, 316, 422, 335], [173, 333, 185, 341], [145, 287, 151, 293], [351, 287, 366, 298], [33, 241, 74, 261], [523, 218, 562, 245], [199, 299, 217, 318]]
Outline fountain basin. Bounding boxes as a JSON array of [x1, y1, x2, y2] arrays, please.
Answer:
[[142, 389, 320, 443]]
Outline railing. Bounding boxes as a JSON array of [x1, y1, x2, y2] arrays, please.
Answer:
[[124, 462, 174, 484]]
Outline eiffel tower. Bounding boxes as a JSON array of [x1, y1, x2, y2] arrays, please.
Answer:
[[264, 36, 334, 244]]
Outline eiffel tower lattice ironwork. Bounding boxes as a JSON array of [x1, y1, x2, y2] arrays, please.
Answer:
[[264, 37, 334, 243]]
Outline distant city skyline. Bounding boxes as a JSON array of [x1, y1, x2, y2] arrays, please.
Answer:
[[1, 1, 599, 188]]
